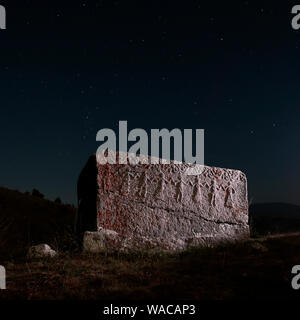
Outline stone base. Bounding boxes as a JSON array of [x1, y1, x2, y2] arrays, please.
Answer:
[[83, 228, 249, 252]]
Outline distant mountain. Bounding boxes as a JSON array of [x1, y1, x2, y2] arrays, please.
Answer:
[[249, 203, 300, 237], [0, 187, 77, 258]]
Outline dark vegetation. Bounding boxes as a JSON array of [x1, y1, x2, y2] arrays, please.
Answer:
[[0, 187, 77, 259]]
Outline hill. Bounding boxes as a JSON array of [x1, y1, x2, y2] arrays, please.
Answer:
[[0, 187, 77, 258], [249, 203, 300, 237]]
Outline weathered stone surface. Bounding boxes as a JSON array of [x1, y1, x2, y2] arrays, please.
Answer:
[[77, 152, 249, 250], [83, 229, 187, 252], [27, 244, 57, 259], [83, 228, 119, 252]]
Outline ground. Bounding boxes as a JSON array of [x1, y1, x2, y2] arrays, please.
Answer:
[[1, 233, 300, 300], [1, 187, 300, 300]]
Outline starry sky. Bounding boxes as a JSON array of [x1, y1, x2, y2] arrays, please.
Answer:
[[1, 0, 300, 205]]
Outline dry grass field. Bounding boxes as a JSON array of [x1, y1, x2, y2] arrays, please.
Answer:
[[0, 234, 300, 300]]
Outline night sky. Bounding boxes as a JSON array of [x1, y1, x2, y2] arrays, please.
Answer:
[[1, 0, 300, 205]]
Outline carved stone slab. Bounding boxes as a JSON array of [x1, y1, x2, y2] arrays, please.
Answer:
[[77, 152, 249, 250]]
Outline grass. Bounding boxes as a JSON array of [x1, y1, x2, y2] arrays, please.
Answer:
[[1, 234, 300, 300]]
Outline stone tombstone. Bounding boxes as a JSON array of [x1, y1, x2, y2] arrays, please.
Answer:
[[77, 151, 249, 250]]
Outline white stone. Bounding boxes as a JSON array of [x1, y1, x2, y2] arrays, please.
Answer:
[[27, 244, 57, 259], [83, 228, 119, 253], [77, 151, 250, 250]]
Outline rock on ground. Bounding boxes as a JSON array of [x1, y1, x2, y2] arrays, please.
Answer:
[[27, 244, 57, 259], [83, 228, 119, 253], [77, 151, 249, 250]]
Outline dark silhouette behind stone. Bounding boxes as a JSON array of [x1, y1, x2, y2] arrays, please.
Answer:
[[76, 155, 98, 244]]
